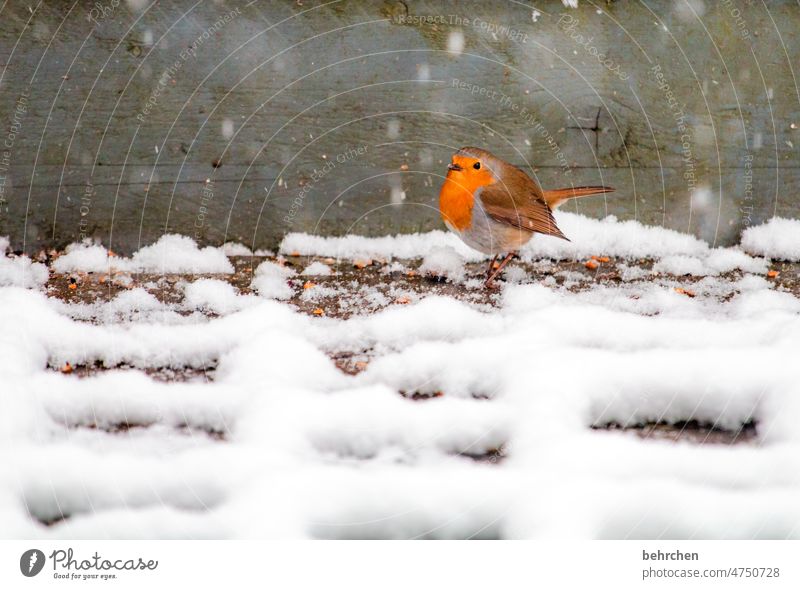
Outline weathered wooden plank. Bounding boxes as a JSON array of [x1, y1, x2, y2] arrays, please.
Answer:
[[1, 0, 798, 253]]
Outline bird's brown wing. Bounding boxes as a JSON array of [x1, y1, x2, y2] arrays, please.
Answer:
[[478, 182, 569, 241]]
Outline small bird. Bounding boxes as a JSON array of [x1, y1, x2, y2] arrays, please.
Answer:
[[438, 146, 614, 287]]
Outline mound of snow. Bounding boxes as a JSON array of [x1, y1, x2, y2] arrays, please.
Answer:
[[128, 235, 233, 273], [183, 279, 255, 315], [741, 217, 800, 261], [705, 248, 768, 275], [652, 255, 706, 276], [526, 213, 709, 261], [280, 230, 483, 262], [302, 262, 332, 276], [53, 235, 234, 274], [251, 261, 295, 300], [653, 250, 767, 277], [0, 254, 48, 289], [221, 242, 253, 256], [1, 237, 48, 288], [419, 246, 466, 283], [52, 242, 112, 273], [278, 212, 781, 281], [99, 288, 166, 323], [281, 213, 713, 264]]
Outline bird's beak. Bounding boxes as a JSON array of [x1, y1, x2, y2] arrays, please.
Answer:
[[447, 163, 462, 171]]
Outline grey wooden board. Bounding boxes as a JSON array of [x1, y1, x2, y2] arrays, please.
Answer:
[[0, 0, 798, 253]]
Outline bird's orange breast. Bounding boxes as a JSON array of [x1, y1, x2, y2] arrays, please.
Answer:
[[439, 171, 494, 231]]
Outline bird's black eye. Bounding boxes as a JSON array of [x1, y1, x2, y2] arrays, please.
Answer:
[[473, 162, 481, 170]]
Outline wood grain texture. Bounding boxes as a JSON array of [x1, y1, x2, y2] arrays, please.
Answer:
[[0, 0, 798, 252]]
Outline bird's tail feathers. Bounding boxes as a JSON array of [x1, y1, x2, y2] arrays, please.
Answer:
[[543, 185, 615, 209]]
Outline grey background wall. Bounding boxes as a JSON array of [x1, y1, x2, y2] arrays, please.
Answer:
[[0, 0, 798, 254]]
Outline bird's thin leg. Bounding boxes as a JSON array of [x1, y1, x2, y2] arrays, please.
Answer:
[[484, 252, 516, 288], [485, 254, 499, 279]]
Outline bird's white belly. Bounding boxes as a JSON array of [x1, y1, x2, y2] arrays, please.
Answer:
[[445, 200, 533, 255]]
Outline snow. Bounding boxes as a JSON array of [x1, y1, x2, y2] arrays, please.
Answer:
[[221, 242, 253, 256], [3, 273, 800, 539], [280, 212, 748, 264], [53, 234, 234, 274], [52, 242, 109, 273], [280, 212, 782, 284], [183, 278, 257, 315], [281, 229, 483, 262], [0, 254, 49, 288], [99, 288, 168, 323], [741, 217, 800, 261], [419, 246, 466, 283], [653, 250, 767, 277], [251, 260, 295, 300], [652, 255, 706, 276], [0, 236, 49, 288], [116, 234, 234, 274], [2, 214, 800, 539], [525, 213, 709, 260], [302, 261, 333, 276]]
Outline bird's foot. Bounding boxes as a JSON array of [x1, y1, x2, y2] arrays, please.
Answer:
[[483, 252, 517, 288], [484, 255, 499, 280]]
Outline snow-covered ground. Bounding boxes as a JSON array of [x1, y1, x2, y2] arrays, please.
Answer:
[[1, 213, 800, 539]]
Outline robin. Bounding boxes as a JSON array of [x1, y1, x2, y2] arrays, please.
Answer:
[[439, 146, 614, 287]]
